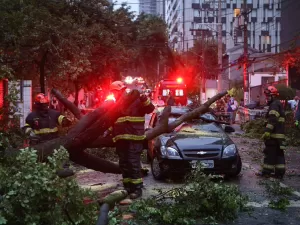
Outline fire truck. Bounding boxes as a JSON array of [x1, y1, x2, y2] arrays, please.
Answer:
[[153, 78, 187, 106]]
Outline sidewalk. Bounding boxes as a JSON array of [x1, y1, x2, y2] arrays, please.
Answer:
[[231, 123, 244, 135]]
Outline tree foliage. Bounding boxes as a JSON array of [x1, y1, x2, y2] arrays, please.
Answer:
[[169, 39, 219, 95], [0, 148, 98, 225], [0, 0, 172, 96]]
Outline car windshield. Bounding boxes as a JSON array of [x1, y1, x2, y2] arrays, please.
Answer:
[[168, 113, 216, 124]]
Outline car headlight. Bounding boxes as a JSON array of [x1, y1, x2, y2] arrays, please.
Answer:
[[222, 144, 237, 158], [160, 146, 180, 158]]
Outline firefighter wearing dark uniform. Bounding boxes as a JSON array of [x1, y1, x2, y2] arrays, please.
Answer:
[[23, 93, 71, 144], [295, 100, 300, 128], [108, 81, 155, 199], [257, 86, 286, 179]]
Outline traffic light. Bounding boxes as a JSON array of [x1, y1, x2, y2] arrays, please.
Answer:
[[177, 77, 183, 83]]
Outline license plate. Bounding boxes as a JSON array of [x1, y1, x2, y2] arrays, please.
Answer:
[[191, 160, 214, 169]]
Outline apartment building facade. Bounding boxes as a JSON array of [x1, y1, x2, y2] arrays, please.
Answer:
[[166, 0, 282, 53], [139, 0, 157, 15]]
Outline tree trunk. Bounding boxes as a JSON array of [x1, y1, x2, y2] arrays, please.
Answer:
[[51, 88, 83, 120], [74, 80, 79, 107], [39, 51, 48, 94], [6, 90, 228, 174], [144, 91, 228, 140]]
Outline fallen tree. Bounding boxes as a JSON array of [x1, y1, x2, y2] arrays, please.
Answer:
[[5, 89, 228, 174]]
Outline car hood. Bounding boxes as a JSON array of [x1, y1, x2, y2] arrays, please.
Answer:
[[161, 123, 232, 150]]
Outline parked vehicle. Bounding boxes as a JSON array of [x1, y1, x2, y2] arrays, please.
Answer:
[[146, 106, 242, 180]]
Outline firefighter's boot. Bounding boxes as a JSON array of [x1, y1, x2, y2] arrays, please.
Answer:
[[129, 184, 143, 199], [141, 167, 149, 177], [56, 168, 74, 178], [123, 183, 131, 193], [56, 161, 74, 178], [255, 171, 271, 178]]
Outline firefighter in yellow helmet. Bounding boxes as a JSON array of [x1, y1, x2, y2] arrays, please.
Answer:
[[108, 81, 155, 199], [256, 86, 286, 179]]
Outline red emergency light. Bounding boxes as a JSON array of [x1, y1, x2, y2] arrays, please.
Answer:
[[105, 94, 116, 102], [177, 77, 183, 83]]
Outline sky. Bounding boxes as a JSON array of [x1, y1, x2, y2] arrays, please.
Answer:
[[114, 0, 140, 16]]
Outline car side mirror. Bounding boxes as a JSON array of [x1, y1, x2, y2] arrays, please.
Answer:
[[224, 125, 235, 133]]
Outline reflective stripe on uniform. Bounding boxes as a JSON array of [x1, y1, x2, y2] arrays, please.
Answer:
[[122, 178, 131, 183], [269, 110, 280, 117], [263, 164, 274, 169], [143, 99, 151, 106], [266, 124, 274, 130], [25, 123, 31, 127], [275, 164, 285, 169], [113, 134, 146, 142], [58, 115, 65, 125], [278, 117, 285, 122], [122, 178, 143, 184], [270, 133, 285, 139], [115, 116, 145, 123], [34, 127, 58, 135], [131, 178, 143, 184]]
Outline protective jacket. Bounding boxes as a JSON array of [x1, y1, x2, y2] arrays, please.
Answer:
[[112, 95, 155, 142], [295, 103, 300, 122], [264, 99, 285, 144], [23, 109, 67, 143]]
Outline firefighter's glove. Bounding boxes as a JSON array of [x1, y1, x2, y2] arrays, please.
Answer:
[[261, 132, 271, 140], [24, 127, 33, 135], [295, 120, 299, 128], [129, 89, 140, 97], [139, 94, 148, 102], [62, 118, 72, 127]]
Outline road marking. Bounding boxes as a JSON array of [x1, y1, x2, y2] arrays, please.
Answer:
[[247, 200, 300, 208], [280, 182, 300, 198]]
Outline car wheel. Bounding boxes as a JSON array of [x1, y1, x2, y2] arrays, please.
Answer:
[[151, 156, 165, 180], [226, 155, 242, 178]]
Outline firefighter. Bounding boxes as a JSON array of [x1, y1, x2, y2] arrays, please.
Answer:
[[256, 86, 286, 179], [107, 81, 155, 199], [23, 93, 71, 144], [295, 101, 300, 128], [23, 93, 73, 177]]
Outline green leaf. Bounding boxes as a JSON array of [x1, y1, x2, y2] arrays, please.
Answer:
[[0, 216, 7, 225]]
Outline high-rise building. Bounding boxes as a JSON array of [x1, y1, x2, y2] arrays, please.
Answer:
[[280, 0, 300, 49], [280, 0, 300, 89], [139, 0, 157, 15], [166, 0, 282, 53], [156, 0, 166, 18]]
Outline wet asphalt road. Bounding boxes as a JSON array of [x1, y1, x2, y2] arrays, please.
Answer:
[[141, 120, 300, 225], [77, 116, 300, 225]]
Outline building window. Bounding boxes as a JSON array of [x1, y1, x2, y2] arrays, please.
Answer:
[[234, 9, 241, 17], [262, 36, 271, 44], [261, 22, 269, 31]]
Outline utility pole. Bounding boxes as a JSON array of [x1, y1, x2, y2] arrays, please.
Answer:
[[217, 0, 223, 93], [242, 0, 249, 104]]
